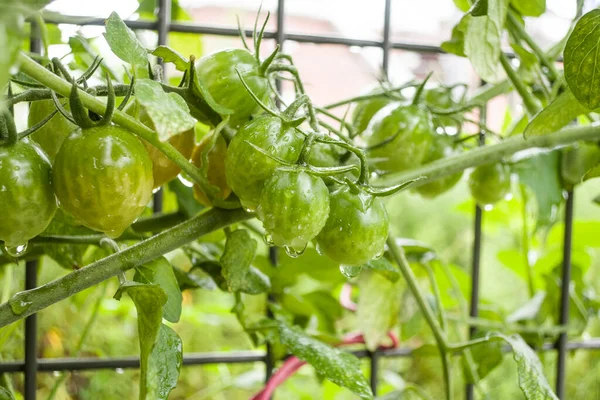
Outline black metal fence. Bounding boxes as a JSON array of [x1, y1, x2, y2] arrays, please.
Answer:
[[0, 1, 597, 399]]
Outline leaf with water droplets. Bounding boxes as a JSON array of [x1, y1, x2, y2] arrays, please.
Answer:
[[134, 78, 196, 142], [277, 319, 373, 399], [147, 324, 183, 400]]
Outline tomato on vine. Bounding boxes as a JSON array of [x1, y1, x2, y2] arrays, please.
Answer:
[[191, 133, 232, 207], [0, 139, 57, 254], [414, 134, 463, 198], [225, 115, 304, 211], [257, 169, 330, 255], [195, 49, 270, 127], [316, 186, 389, 266], [468, 163, 512, 206], [363, 103, 436, 174], [352, 90, 396, 135], [53, 125, 154, 238], [137, 107, 195, 188], [28, 99, 77, 162]]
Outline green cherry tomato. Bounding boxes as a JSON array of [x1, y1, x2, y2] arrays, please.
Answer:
[[195, 48, 269, 127], [316, 187, 389, 266], [415, 134, 463, 198], [424, 87, 464, 131], [0, 139, 57, 250], [561, 142, 600, 188], [363, 103, 436, 174], [307, 142, 343, 168], [225, 115, 303, 211], [191, 134, 232, 207], [468, 163, 512, 206], [257, 169, 330, 254], [53, 125, 154, 237], [138, 108, 195, 188], [352, 92, 395, 135], [28, 99, 77, 162]]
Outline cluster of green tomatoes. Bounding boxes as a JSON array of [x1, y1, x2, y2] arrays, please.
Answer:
[[0, 36, 514, 267]]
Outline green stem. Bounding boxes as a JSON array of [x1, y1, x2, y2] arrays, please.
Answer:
[[499, 53, 541, 116], [8, 84, 132, 105], [507, 11, 560, 82], [17, 53, 209, 187], [314, 106, 355, 136], [446, 316, 569, 336], [0, 208, 252, 329], [422, 261, 447, 332], [323, 84, 412, 109], [447, 334, 505, 353], [468, 80, 512, 104], [520, 187, 535, 297], [376, 122, 600, 188], [386, 237, 451, 400]]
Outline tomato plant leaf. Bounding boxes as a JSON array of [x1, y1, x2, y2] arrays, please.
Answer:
[[114, 282, 167, 400], [363, 257, 400, 282], [514, 151, 563, 230], [134, 257, 183, 323], [453, 0, 471, 11], [276, 319, 373, 399], [103, 12, 149, 79], [358, 270, 402, 351], [510, 0, 545, 17], [151, 46, 188, 72], [564, 9, 600, 110], [220, 229, 257, 292], [172, 265, 217, 291], [499, 334, 559, 400], [147, 324, 183, 400], [134, 78, 196, 141], [441, 14, 471, 57], [524, 88, 591, 137], [468, 335, 504, 381], [0, 386, 15, 400], [506, 291, 546, 323]]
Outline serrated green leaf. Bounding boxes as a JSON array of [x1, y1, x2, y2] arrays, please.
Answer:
[[103, 12, 149, 79], [134, 257, 183, 323], [135, 79, 196, 141], [510, 0, 545, 17], [220, 230, 257, 292], [358, 270, 402, 351], [524, 88, 591, 137], [114, 282, 167, 400], [564, 9, 600, 110], [151, 46, 188, 71], [147, 324, 182, 400], [514, 151, 563, 230], [441, 14, 471, 57], [277, 319, 373, 399], [500, 334, 559, 400]]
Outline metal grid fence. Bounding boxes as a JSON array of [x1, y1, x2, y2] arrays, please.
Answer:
[[0, 1, 597, 399]]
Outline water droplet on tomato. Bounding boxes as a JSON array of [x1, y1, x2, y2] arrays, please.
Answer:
[[4, 242, 28, 258], [284, 245, 305, 258], [373, 250, 384, 260], [483, 204, 494, 211], [263, 233, 274, 246], [315, 243, 324, 255], [340, 264, 362, 278]]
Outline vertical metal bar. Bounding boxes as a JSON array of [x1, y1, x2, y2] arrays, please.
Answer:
[[24, 23, 43, 400], [466, 105, 486, 400], [153, 0, 172, 213], [264, 0, 286, 388], [369, 349, 379, 396], [555, 190, 574, 399], [382, 0, 392, 75]]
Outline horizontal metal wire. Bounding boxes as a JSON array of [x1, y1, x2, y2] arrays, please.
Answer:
[[2, 339, 600, 373]]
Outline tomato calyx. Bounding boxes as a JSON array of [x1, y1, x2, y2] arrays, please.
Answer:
[[0, 108, 18, 146]]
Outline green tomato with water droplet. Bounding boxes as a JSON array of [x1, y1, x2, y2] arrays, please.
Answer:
[[225, 115, 304, 211], [468, 163, 511, 206], [0, 139, 57, 248], [257, 169, 330, 253], [53, 125, 154, 237], [316, 186, 389, 266], [414, 133, 463, 198]]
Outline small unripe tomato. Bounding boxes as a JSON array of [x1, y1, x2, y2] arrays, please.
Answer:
[[191, 134, 231, 207], [363, 103, 436, 174], [560, 142, 600, 188], [415, 134, 463, 198], [0, 139, 57, 250], [137, 108, 195, 188], [28, 99, 77, 162], [195, 48, 269, 127], [468, 163, 511, 206], [53, 125, 154, 238], [257, 169, 330, 254], [352, 92, 395, 135], [316, 187, 389, 266], [225, 115, 304, 211]]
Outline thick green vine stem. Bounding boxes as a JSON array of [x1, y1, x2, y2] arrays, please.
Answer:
[[377, 122, 600, 187], [17, 52, 211, 188], [0, 108, 18, 145], [0, 208, 252, 329]]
